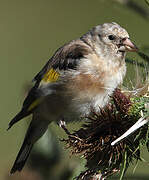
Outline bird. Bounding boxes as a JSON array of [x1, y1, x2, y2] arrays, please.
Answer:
[[8, 22, 138, 174]]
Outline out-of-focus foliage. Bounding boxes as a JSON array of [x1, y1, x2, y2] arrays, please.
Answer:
[[113, 0, 149, 20]]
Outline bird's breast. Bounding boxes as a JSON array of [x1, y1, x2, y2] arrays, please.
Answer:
[[65, 56, 126, 114]]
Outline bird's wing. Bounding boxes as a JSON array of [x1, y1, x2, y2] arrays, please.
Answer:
[[33, 40, 90, 83], [8, 40, 90, 129]]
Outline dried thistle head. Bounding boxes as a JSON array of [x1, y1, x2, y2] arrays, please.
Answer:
[[62, 88, 149, 180]]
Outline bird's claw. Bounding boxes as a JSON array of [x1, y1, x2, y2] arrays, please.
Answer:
[[58, 120, 66, 128], [58, 119, 71, 135]]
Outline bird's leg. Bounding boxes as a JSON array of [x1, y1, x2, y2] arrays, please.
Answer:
[[58, 119, 66, 128], [58, 118, 71, 135]]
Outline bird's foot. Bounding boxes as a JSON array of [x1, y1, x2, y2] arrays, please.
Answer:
[[58, 120, 66, 128], [58, 119, 71, 135]]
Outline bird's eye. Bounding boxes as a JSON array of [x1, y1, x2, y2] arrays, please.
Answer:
[[108, 35, 116, 40]]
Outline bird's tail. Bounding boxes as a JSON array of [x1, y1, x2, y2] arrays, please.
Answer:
[[10, 139, 33, 174], [10, 113, 49, 174]]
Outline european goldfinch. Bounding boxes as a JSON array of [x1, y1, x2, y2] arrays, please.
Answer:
[[8, 22, 138, 174]]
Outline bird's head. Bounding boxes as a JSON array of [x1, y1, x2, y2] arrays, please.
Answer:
[[86, 22, 138, 60]]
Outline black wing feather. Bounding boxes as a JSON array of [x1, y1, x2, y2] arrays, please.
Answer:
[[8, 86, 40, 130], [33, 40, 90, 82]]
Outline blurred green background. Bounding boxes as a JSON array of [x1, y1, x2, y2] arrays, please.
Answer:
[[0, 0, 149, 179]]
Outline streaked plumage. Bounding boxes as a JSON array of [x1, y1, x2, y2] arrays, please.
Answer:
[[8, 22, 138, 174]]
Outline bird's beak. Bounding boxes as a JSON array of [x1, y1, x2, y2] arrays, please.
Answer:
[[122, 38, 138, 52]]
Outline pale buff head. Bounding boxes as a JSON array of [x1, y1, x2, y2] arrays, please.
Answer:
[[82, 22, 138, 61]]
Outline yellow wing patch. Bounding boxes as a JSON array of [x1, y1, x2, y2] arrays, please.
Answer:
[[42, 68, 59, 82], [28, 98, 43, 111], [28, 68, 59, 111]]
